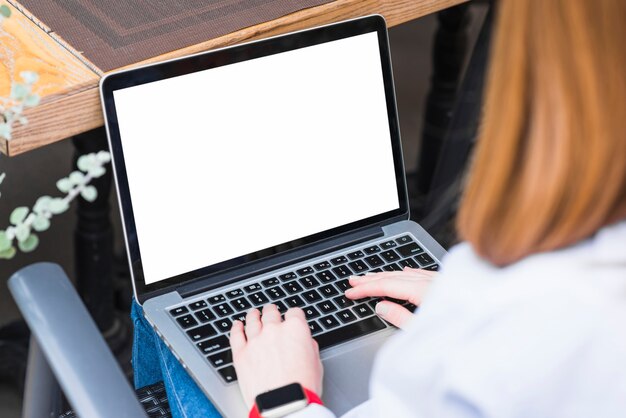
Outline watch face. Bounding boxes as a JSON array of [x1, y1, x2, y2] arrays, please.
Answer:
[[256, 383, 306, 411]]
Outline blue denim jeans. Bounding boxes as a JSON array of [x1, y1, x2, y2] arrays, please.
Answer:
[[131, 300, 222, 418]]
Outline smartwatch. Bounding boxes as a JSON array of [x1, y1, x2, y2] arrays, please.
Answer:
[[249, 383, 323, 418]]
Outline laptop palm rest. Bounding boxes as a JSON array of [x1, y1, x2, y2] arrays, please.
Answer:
[[321, 327, 394, 415]]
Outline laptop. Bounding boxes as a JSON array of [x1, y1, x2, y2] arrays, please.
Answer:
[[100, 15, 446, 417]]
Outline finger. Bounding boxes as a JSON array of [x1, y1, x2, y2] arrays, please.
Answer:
[[375, 301, 414, 329], [349, 268, 433, 287], [262, 304, 282, 324], [230, 320, 247, 354], [244, 308, 262, 338], [345, 277, 428, 303], [284, 307, 306, 323]]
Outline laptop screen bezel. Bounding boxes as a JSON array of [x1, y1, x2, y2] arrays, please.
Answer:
[[100, 15, 409, 300]]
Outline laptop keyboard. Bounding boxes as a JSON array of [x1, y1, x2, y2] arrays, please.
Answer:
[[168, 234, 439, 384]]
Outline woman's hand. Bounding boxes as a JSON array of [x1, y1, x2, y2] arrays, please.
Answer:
[[345, 267, 436, 328], [230, 304, 323, 409]]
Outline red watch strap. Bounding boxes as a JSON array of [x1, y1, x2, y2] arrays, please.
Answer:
[[249, 387, 323, 418]]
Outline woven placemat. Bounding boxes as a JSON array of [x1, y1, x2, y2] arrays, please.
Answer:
[[20, 0, 333, 72]]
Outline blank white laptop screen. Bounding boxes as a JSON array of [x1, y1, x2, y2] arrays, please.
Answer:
[[113, 31, 400, 285]]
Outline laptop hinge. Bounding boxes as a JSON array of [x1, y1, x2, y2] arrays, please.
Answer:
[[177, 226, 385, 299]]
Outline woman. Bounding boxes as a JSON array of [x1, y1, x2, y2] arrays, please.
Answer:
[[230, 0, 626, 416]]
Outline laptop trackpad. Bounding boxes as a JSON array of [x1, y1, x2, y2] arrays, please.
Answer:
[[321, 333, 389, 415]]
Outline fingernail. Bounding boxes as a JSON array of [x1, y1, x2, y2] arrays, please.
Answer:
[[349, 275, 360, 280], [345, 288, 354, 296], [376, 302, 389, 316]]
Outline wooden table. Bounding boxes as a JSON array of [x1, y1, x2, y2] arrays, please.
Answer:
[[0, 0, 466, 157]]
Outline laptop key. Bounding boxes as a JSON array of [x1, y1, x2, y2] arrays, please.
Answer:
[[243, 283, 262, 293], [189, 300, 207, 310], [330, 256, 348, 265], [313, 261, 331, 271], [285, 295, 305, 308], [415, 253, 435, 266], [332, 265, 352, 278], [316, 270, 336, 283], [266, 286, 286, 300], [348, 260, 368, 274], [363, 245, 380, 254], [335, 279, 351, 292], [395, 235, 414, 245], [299, 275, 319, 289], [176, 314, 198, 329], [381, 250, 400, 262], [353, 303, 374, 318], [380, 240, 397, 249], [261, 277, 280, 287], [423, 264, 439, 271], [403, 302, 418, 313], [308, 320, 323, 335], [296, 266, 315, 276], [195, 308, 216, 323], [279, 272, 297, 282], [187, 324, 217, 342], [336, 309, 357, 324], [170, 306, 189, 317], [314, 316, 386, 351], [231, 312, 247, 325], [319, 315, 341, 330], [274, 301, 288, 314], [319, 284, 339, 297], [364, 255, 384, 268], [303, 306, 321, 320], [212, 303, 234, 317], [367, 298, 382, 310], [396, 242, 424, 258], [217, 365, 237, 383], [208, 349, 233, 368], [347, 250, 364, 260], [302, 289, 322, 303], [225, 289, 244, 299], [207, 295, 225, 304], [283, 281, 303, 294], [382, 263, 402, 272], [249, 291, 269, 306], [333, 295, 354, 309], [214, 318, 232, 333], [398, 258, 420, 269], [231, 297, 251, 312], [316, 300, 337, 314], [197, 335, 229, 355]]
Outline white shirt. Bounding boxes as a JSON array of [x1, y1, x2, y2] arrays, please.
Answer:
[[291, 220, 626, 418]]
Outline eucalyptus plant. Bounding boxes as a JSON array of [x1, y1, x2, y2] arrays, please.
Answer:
[[0, 5, 111, 259]]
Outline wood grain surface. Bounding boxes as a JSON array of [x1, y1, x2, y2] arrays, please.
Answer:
[[1, 0, 467, 156], [0, 1, 99, 156]]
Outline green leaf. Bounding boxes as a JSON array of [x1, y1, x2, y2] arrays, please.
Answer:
[[20, 71, 39, 84], [14, 223, 30, 242], [89, 165, 106, 178], [80, 185, 97, 202], [0, 123, 11, 140], [10, 207, 29, 225], [10, 83, 29, 100], [96, 151, 111, 163], [69, 171, 85, 185], [0, 5, 11, 18], [49, 198, 69, 215], [77, 154, 97, 172], [33, 196, 52, 214], [32, 215, 50, 232], [56, 177, 72, 193], [0, 231, 11, 252], [23, 93, 40, 107], [18, 233, 39, 253], [0, 246, 16, 259]]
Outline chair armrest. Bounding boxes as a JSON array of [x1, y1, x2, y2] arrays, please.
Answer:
[[8, 263, 147, 418]]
